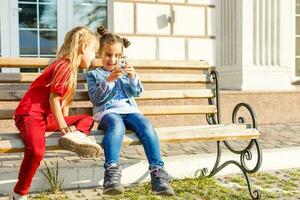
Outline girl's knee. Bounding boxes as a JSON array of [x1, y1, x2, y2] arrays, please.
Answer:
[[108, 123, 126, 135], [139, 120, 155, 132], [26, 147, 45, 161], [81, 115, 94, 124]]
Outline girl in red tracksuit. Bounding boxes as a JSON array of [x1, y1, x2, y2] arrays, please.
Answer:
[[10, 26, 101, 200]]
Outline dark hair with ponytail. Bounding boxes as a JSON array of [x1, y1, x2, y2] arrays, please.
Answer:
[[96, 26, 131, 54]]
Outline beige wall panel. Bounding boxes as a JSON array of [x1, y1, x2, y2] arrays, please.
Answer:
[[124, 37, 156, 59], [136, 3, 170, 35], [188, 38, 216, 65], [159, 37, 185, 60], [188, 0, 216, 5], [207, 7, 216, 36], [158, 0, 185, 3], [114, 2, 134, 34], [173, 5, 205, 36]]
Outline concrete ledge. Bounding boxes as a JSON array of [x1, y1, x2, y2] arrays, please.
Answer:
[[1, 147, 300, 195]]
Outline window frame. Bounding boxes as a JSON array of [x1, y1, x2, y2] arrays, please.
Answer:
[[0, 0, 111, 72]]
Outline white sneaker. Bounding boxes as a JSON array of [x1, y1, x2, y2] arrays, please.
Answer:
[[9, 192, 27, 200], [58, 131, 101, 158]]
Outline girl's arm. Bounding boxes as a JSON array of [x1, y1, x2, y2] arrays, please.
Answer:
[[62, 104, 69, 117], [49, 93, 74, 134], [128, 75, 143, 97], [125, 64, 143, 97], [86, 70, 117, 106]]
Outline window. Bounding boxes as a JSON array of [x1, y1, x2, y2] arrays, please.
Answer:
[[0, 0, 108, 73], [19, 0, 57, 58], [18, 0, 57, 72], [73, 0, 107, 30], [17, 0, 108, 72], [18, 0, 107, 60]]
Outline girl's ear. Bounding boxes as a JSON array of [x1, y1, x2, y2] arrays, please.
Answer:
[[79, 43, 87, 54], [96, 52, 102, 58]]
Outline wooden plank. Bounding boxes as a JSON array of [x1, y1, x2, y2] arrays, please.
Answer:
[[140, 105, 217, 115], [93, 60, 210, 69], [0, 105, 217, 119], [0, 57, 210, 69], [0, 73, 87, 83], [0, 57, 53, 67], [139, 74, 210, 83], [142, 83, 209, 90], [0, 89, 214, 101], [0, 124, 260, 153], [140, 89, 214, 99], [0, 82, 210, 91], [136, 68, 207, 74], [0, 73, 210, 83]]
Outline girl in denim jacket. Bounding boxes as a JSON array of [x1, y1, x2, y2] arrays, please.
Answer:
[[86, 27, 175, 196]]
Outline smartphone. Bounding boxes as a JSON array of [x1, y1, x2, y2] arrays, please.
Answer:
[[119, 56, 127, 76]]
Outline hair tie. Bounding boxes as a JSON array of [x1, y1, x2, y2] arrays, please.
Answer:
[[122, 38, 131, 48], [97, 26, 108, 36]]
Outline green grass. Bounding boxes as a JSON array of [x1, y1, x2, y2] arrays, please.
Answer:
[[40, 161, 64, 194], [30, 169, 300, 200]]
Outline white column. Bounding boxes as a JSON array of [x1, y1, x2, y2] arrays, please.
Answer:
[[0, 0, 19, 72], [217, 0, 294, 90], [107, 0, 114, 33], [57, 0, 73, 48]]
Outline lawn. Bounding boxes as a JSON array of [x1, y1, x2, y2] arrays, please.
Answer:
[[28, 168, 300, 200]]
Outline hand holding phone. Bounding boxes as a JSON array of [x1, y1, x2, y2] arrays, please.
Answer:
[[119, 56, 127, 76]]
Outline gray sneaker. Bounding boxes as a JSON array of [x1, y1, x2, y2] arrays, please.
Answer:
[[103, 164, 124, 195], [150, 167, 175, 196]]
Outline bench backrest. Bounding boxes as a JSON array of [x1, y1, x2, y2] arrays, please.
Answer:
[[0, 57, 219, 134]]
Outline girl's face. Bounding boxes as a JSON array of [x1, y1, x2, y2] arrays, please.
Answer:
[[79, 40, 99, 69], [100, 43, 123, 71]]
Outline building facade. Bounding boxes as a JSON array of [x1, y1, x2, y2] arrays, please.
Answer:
[[0, 0, 298, 90]]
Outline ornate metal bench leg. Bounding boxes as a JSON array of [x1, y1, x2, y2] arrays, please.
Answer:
[[207, 139, 262, 200], [204, 102, 263, 199], [206, 71, 263, 199]]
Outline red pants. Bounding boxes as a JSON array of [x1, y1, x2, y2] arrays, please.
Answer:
[[14, 114, 94, 195]]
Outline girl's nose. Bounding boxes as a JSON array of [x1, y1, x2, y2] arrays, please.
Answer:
[[111, 56, 117, 63]]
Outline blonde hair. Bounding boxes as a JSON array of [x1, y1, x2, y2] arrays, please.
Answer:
[[96, 26, 130, 55], [51, 26, 99, 105]]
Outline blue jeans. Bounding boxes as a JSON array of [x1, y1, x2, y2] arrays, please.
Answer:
[[98, 112, 164, 169]]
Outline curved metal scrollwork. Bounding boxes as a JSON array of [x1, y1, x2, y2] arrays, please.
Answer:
[[206, 114, 217, 125], [208, 103, 262, 200], [232, 102, 257, 129], [206, 70, 220, 125]]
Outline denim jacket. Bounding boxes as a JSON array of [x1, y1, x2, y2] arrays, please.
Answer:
[[86, 68, 143, 116]]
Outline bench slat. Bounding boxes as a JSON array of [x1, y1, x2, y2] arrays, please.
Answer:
[[0, 124, 260, 153], [0, 73, 210, 83], [0, 73, 87, 83], [0, 89, 214, 101], [0, 105, 218, 119], [140, 105, 217, 115], [0, 57, 210, 69]]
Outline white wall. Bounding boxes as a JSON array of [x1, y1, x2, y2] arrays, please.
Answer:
[[113, 0, 216, 65]]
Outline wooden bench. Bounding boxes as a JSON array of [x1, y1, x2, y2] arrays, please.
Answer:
[[0, 57, 262, 199]]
